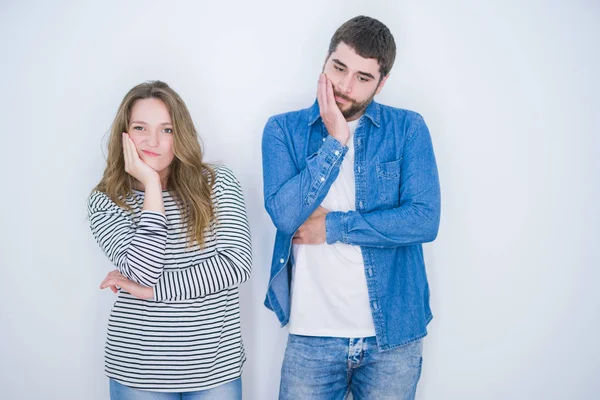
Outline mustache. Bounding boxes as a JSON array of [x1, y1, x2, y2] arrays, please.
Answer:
[[332, 89, 355, 104]]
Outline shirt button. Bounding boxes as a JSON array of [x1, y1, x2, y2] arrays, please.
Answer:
[[279, 258, 285, 264], [368, 269, 373, 277], [359, 201, 364, 208], [320, 176, 325, 182], [372, 302, 378, 310], [334, 150, 340, 156], [322, 137, 326, 142], [357, 166, 361, 173]]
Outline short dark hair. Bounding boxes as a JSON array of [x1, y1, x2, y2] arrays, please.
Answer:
[[328, 16, 396, 79]]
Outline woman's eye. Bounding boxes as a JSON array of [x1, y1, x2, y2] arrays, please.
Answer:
[[164, 128, 173, 133], [133, 126, 144, 131]]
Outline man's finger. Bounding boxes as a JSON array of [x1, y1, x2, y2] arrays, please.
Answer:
[[326, 79, 336, 109], [310, 206, 328, 217], [317, 74, 327, 115]]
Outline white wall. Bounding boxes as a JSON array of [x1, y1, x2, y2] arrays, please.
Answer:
[[1, 1, 598, 399]]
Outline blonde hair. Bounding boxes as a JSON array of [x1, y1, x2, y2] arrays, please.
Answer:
[[95, 80, 215, 247]]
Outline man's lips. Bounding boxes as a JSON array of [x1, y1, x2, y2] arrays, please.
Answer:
[[334, 96, 349, 104]]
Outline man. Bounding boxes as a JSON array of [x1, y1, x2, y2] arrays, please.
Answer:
[[262, 16, 440, 399]]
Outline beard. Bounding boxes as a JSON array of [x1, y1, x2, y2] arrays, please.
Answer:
[[333, 89, 377, 120]]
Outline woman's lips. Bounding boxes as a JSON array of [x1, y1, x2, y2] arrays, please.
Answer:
[[142, 150, 160, 157]]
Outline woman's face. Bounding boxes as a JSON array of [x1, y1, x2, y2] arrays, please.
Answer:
[[127, 98, 176, 180]]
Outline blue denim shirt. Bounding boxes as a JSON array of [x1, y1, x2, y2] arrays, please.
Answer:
[[262, 99, 441, 350]]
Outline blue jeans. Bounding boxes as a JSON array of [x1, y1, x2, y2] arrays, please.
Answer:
[[279, 335, 423, 400], [109, 378, 242, 400]]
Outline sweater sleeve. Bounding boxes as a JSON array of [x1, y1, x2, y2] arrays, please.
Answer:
[[88, 191, 168, 287], [153, 166, 252, 301]]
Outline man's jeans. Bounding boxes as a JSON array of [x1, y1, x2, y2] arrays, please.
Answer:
[[279, 335, 423, 400]]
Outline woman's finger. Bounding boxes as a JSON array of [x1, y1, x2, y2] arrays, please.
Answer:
[[100, 278, 115, 289], [100, 275, 111, 289], [127, 134, 142, 164], [109, 270, 124, 279], [100, 270, 119, 288], [123, 132, 131, 172]]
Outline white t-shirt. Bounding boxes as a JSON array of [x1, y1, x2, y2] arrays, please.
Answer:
[[289, 119, 376, 337]]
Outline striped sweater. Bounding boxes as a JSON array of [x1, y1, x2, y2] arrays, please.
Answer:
[[88, 165, 252, 392]]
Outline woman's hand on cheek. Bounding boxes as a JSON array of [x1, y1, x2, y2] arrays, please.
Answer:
[[122, 132, 160, 187]]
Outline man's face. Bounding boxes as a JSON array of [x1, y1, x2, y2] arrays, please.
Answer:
[[323, 42, 388, 121]]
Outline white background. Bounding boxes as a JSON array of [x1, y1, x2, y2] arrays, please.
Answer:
[[1, 1, 599, 399]]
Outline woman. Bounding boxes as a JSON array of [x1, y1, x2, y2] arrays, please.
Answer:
[[88, 81, 251, 399]]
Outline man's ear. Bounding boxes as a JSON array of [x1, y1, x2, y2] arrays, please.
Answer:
[[375, 74, 389, 95]]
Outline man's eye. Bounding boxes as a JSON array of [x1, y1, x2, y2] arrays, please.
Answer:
[[334, 66, 344, 72], [358, 76, 370, 82]]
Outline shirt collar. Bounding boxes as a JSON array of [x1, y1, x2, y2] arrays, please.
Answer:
[[307, 98, 381, 128]]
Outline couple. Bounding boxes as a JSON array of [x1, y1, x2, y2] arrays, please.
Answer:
[[88, 16, 441, 400]]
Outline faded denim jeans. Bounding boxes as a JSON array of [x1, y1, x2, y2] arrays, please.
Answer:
[[279, 335, 423, 400], [109, 378, 242, 400]]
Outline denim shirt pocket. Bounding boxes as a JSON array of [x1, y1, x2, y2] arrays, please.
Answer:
[[376, 158, 402, 205]]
